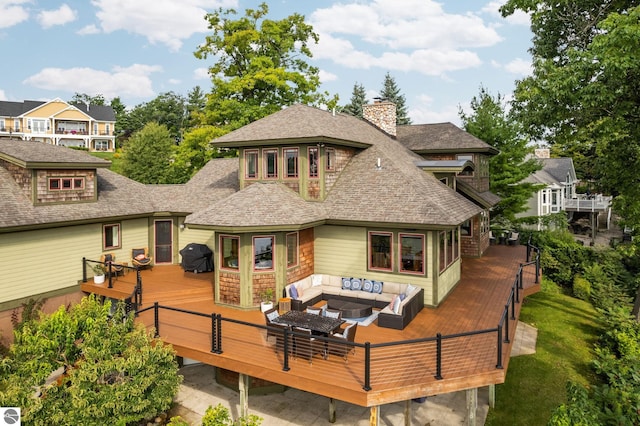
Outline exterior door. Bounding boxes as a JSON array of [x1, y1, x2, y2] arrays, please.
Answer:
[[154, 220, 173, 264]]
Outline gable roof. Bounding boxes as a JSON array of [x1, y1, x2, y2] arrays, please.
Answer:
[[0, 99, 115, 122], [522, 158, 575, 186], [397, 123, 499, 155]]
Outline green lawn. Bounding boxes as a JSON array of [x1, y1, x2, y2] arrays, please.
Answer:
[[90, 151, 124, 175], [485, 279, 601, 426]]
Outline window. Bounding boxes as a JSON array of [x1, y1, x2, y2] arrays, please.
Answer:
[[95, 141, 108, 151], [245, 150, 258, 179], [399, 234, 424, 274], [30, 119, 46, 132], [286, 232, 298, 268], [103, 223, 121, 249], [308, 147, 318, 178], [14, 119, 20, 131], [461, 219, 472, 236], [93, 123, 98, 135], [264, 149, 278, 178], [480, 211, 490, 234], [106, 124, 110, 135], [369, 232, 392, 271], [253, 236, 274, 271], [220, 235, 239, 270], [284, 148, 298, 178], [326, 148, 335, 171], [48, 177, 84, 191], [439, 229, 459, 273]]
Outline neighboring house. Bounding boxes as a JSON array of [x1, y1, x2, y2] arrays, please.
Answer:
[[0, 98, 116, 151], [0, 101, 499, 333]]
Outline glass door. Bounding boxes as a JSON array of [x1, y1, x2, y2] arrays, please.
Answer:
[[154, 220, 173, 264]]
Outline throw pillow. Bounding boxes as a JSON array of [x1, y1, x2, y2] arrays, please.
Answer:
[[389, 295, 397, 312], [266, 310, 279, 321], [372, 281, 383, 294], [351, 278, 362, 291], [399, 293, 407, 302], [406, 283, 417, 296], [297, 285, 304, 297], [362, 279, 373, 292], [342, 277, 352, 290], [393, 296, 402, 314], [135, 254, 146, 261], [289, 285, 298, 299], [312, 275, 322, 287]]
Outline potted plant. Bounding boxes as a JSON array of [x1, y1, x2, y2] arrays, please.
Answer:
[[92, 264, 105, 284], [260, 288, 274, 312]]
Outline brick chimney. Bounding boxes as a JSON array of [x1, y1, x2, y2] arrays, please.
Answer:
[[534, 148, 550, 158], [363, 99, 396, 136]]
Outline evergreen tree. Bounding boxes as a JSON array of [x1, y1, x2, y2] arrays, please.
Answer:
[[459, 86, 541, 222], [121, 122, 175, 184], [380, 72, 411, 125], [341, 82, 367, 118]]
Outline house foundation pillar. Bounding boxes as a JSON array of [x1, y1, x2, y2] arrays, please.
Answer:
[[466, 387, 478, 426], [403, 400, 411, 426], [328, 398, 336, 423], [369, 405, 380, 425], [238, 373, 249, 419], [488, 384, 495, 408]]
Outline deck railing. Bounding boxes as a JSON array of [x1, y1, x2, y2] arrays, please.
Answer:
[[135, 243, 540, 392], [82, 257, 143, 313], [564, 195, 612, 212]]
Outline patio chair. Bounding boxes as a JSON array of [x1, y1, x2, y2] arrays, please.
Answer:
[[327, 322, 358, 362], [292, 327, 322, 364], [100, 253, 125, 278], [508, 232, 519, 246], [306, 306, 323, 315], [131, 247, 153, 269], [263, 307, 280, 342], [324, 308, 342, 320], [271, 323, 292, 355], [489, 231, 496, 245]]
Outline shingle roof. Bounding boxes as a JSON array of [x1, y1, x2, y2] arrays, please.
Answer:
[[212, 104, 374, 147], [0, 167, 155, 229], [397, 123, 499, 155], [522, 158, 575, 185], [187, 181, 326, 228], [0, 139, 111, 167], [151, 158, 240, 213], [0, 100, 115, 121]]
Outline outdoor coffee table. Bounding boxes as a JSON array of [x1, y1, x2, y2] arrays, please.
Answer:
[[327, 299, 372, 319]]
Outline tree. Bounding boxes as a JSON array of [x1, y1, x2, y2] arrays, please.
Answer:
[[341, 83, 368, 118], [379, 72, 411, 125], [186, 86, 207, 129], [459, 87, 541, 222], [502, 3, 640, 229], [121, 122, 175, 184], [194, 2, 335, 132], [70, 93, 106, 106], [0, 296, 181, 425], [169, 126, 231, 183]]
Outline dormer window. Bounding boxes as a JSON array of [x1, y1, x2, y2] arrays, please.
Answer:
[[48, 177, 84, 190]]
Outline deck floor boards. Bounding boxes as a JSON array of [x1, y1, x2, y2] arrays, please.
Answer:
[[82, 244, 539, 407]]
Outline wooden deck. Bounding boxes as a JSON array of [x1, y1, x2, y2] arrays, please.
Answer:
[[81, 244, 539, 408]]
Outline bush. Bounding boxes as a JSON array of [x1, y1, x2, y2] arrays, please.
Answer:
[[572, 275, 591, 301], [201, 404, 262, 426]]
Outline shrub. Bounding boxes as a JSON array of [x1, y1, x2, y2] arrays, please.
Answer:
[[572, 275, 591, 301], [201, 404, 262, 426]]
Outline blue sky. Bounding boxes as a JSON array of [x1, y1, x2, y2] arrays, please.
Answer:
[[0, 0, 532, 125]]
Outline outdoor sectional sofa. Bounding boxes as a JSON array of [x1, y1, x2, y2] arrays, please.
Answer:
[[284, 274, 424, 330]]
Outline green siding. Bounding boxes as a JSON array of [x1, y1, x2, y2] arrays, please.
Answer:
[[0, 218, 152, 305], [314, 225, 434, 304], [436, 260, 461, 305]]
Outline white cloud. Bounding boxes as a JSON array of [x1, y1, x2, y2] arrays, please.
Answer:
[[37, 4, 77, 29], [309, 0, 495, 76], [23, 64, 162, 99], [410, 94, 462, 125], [504, 57, 532, 75], [168, 78, 181, 85], [481, 1, 530, 26], [193, 67, 209, 80], [77, 24, 100, 35], [0, 0, 29, 29], [91, 0, 237, 52], [0, 89, 7, 101], [318, 69, 337, 83]]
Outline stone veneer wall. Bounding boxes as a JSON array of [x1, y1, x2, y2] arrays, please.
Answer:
[[1, 159, 32, 201], [362, 101, 397, 136]]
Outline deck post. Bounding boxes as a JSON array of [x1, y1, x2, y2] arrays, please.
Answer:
[[363, 342, 371, 390], [496, 324, 503, 369], [488, 384, 495, 408], [210, 313, 216, 353], [403, 399, 411, 426], [82, 257, 87, 283], [328, 398, 336, 423], [504, 306, 510, 343], [435, 333, 443, 379], [466, 388, 478, 426], [153, 302, 159, 337], [239, 373, 249, 420], [369, 405, 379, 426]]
